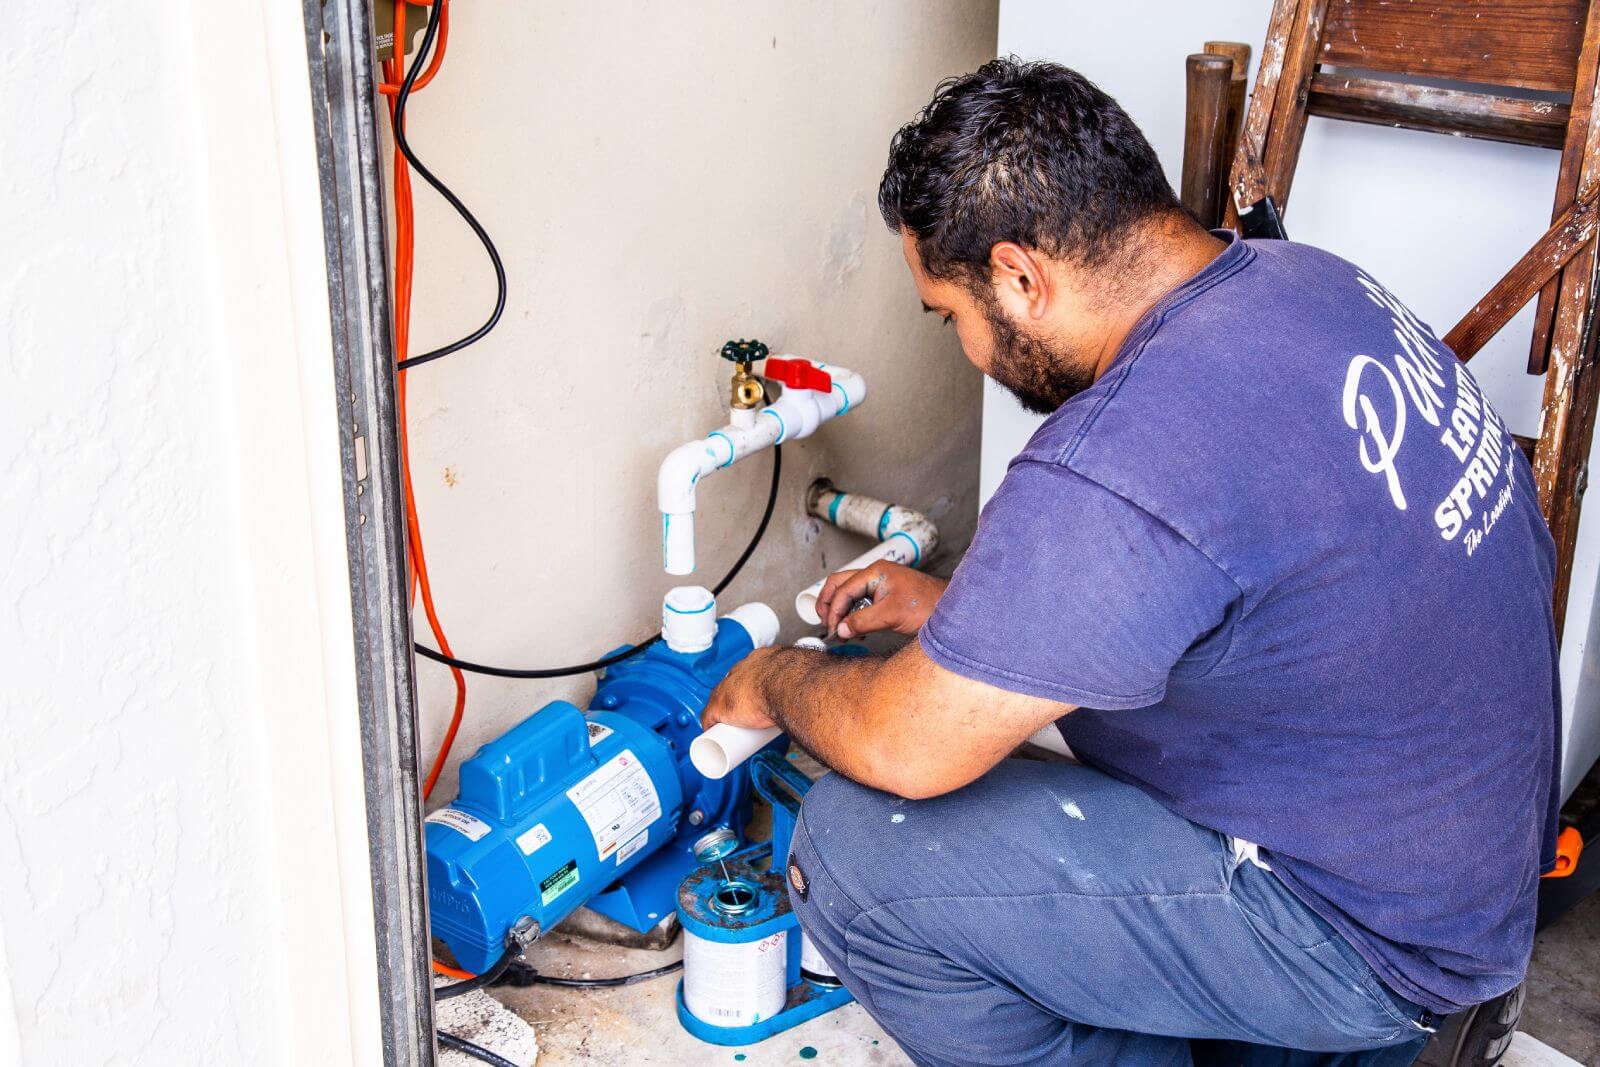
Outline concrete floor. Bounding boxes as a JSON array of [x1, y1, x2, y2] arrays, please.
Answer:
[[1523, 891, 1600, 1066], [493, 927, 907, 1065]]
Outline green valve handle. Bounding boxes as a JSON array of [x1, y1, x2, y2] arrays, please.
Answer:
[[719, 338, 769, 364]]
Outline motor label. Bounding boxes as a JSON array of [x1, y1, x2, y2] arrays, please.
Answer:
[[567, 748, 661, 861], [516, 822, 553, 856], [425, 807, 491, 842], [540, 859, 579, 907], [586, 721, 614, 745]]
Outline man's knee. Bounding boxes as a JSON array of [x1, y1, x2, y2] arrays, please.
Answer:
[[797, 770, 881, 837], [788, 773, 888, 934], [794, 772, 905, 880], [793, 771, 950, 923]]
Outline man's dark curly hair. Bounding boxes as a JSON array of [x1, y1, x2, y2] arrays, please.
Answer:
[[879, 58, 1181, 287]]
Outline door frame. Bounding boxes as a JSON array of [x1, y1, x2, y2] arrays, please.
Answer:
[[300, 0, 435, 1062]]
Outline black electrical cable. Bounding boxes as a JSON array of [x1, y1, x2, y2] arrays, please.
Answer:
[[392, 0, 507, 371], [501, 959, 683, 989], [413, 442, 783, 678], [437, 1030, 521, 1067], [435, 948, 519, 1002]]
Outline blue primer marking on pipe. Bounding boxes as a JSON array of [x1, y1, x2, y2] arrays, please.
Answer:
[[827, 492, 844, 526], [888, 529, 921, 567], [876, 505, 893, 541], [708, 431, 736, 469], [833, 383, 849, 414], [661, 515, 671, 564], [762, 408, 787, 443], [664, 598, 715, 615]]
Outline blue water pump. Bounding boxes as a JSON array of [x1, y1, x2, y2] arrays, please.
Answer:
[[424, 602, 783, 973]]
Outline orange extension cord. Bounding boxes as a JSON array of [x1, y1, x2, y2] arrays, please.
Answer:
[[381, 0, 467, 804], [382, 0, 480, 982]]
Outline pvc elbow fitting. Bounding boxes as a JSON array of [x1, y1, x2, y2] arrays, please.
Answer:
[[794, 484, 939, 625], [658, 440, 713, 516], [725, 602, 780, 650]]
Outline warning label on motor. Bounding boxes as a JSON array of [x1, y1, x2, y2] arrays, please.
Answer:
[[616, 830, 648, 865], [567, 749, 661, 861], [425, 807, 491, 842]]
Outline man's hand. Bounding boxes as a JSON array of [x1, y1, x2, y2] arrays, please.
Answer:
[[701, 646, 781, 731], [816, 561, 948, 638]]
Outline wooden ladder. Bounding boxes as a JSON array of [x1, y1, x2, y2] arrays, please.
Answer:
[[1185, 0, 1600, 629]]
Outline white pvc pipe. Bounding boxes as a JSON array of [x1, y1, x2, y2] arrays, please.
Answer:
[[690, 638, 824, 779], [794, 486, 938, 625], [658, 358, 866, 575], [690, 723, 781, 780]]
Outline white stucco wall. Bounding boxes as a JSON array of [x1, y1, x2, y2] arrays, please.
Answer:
[[992, 0, 1600, 797], [394, 2, 996, 802], [1, 2, 381, 1063], [2, 1, 999, 1060]]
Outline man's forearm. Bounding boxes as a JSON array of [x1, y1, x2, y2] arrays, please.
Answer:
[[707, 639, 1070, 799], [753, 647, 898, 787]]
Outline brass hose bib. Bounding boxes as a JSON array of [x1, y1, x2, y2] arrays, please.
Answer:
[[719, 338, 770, 410]]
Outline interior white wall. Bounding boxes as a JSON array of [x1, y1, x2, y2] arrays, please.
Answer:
[[1, 2, 381, 1063], [395, 3, 996, 801], [993, 0, 1600, 797]]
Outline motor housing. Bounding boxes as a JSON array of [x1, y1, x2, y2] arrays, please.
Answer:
[[425, 611, 779, 972]]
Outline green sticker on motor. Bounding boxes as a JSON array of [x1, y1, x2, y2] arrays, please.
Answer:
[[540, 859, 579, 907]]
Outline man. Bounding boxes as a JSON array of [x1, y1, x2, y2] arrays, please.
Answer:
[[703, 59, 1560, 1066]]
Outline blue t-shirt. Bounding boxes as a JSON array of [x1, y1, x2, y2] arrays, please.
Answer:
[[921, 234, 1560, 1013]]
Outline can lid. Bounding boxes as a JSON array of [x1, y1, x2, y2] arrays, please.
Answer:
[[692, 826, 740, 865]]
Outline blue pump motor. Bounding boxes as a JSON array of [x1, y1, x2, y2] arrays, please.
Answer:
[[425, 610, 782, 973]]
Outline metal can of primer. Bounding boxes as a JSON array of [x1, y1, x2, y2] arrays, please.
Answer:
[[678, 871, 790, 1026], [799, 931, 842, 987]]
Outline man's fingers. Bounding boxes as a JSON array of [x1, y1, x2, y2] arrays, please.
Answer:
[[699, 688, 726, 729], [821, 567, 880, 632], [815, 568, 863, 628], [838, 596, 897, 639]]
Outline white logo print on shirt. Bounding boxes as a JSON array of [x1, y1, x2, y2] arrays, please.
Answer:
[[1339, 273, 1514, 556]]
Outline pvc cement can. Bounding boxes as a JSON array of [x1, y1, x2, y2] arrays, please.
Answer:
[[682, 926, 788, 1026], [799, 932, 842, 987]]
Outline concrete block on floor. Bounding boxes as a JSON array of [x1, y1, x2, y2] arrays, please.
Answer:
[[435, 973, 541, 1067]]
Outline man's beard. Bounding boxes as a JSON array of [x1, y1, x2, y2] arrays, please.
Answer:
[[981, 295, 1095, 415]]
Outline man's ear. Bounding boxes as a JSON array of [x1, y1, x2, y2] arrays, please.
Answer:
[[989, 242, 1051, 321]]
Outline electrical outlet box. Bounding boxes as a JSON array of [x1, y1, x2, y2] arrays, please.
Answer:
[[372, 0, 425, 63]]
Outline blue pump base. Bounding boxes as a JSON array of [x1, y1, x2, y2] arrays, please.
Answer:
[[584, 840, 700, 932], [675, 978, 854, 1046]]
